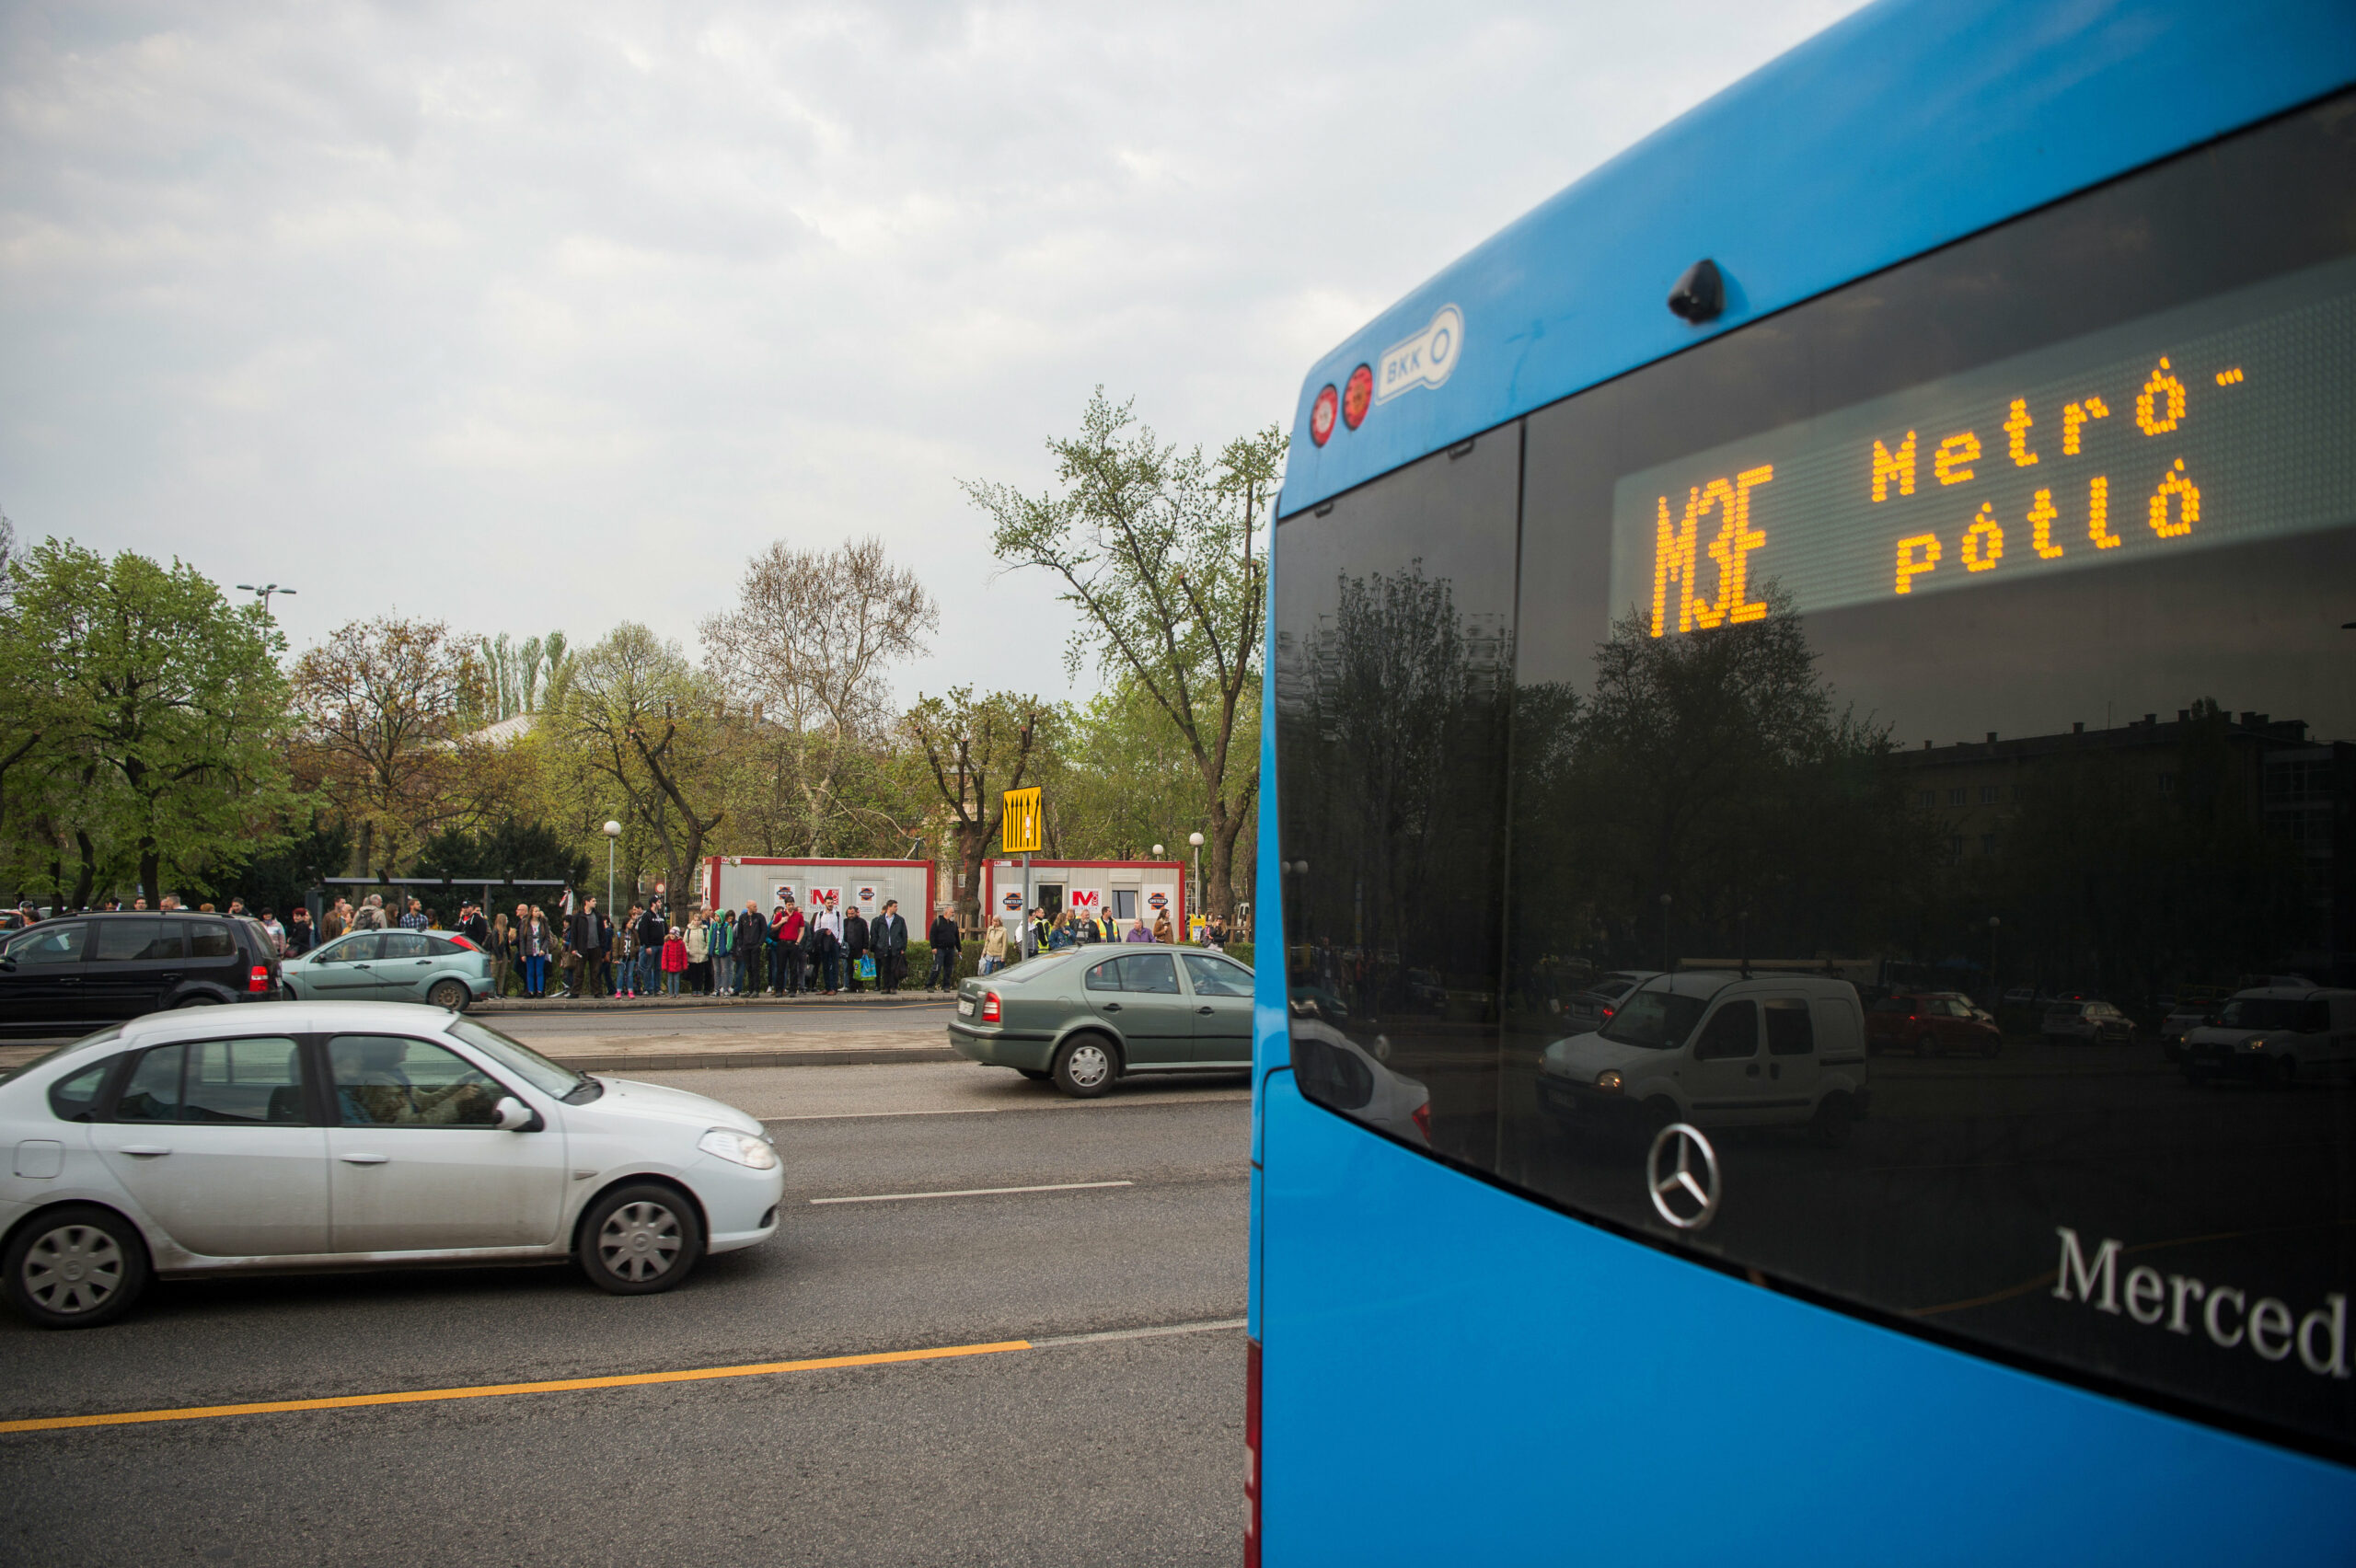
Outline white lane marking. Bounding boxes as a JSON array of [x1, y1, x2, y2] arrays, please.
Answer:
[[808, 1180, 1134, 1205], [1030, 1318, 1245, 1348]]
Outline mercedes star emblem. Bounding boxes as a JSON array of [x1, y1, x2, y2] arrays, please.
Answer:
[[1646, 1122, 1721, 1230]]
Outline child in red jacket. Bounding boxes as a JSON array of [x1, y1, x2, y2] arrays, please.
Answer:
[[661, 928, 688, 996]]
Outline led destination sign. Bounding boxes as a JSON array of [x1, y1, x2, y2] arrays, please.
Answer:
[[1609, 258, 2356, 633]]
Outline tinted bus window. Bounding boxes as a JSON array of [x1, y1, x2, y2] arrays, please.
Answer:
[[1275, 425, 1520, 1169], [1274, 95, 2356, 1460]]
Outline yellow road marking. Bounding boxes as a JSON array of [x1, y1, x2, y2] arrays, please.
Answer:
[[0, 1339, 1032, 1435]]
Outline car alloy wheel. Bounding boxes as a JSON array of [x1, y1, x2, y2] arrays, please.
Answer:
[[5, 1205, 148, 1328], [581, 1182, 705, 1296], [1915, 1033, 1937, 1059], [601, 1201, 682, 1282], [428, 978, 469, 1011], [1053, 1036, 1115, 1098]]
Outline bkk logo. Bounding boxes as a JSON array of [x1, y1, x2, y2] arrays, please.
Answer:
[[1375, 304, 1464, 405], [2051, 1227, 2347, 1378]]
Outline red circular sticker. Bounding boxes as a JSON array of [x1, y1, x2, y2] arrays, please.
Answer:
[[1310, 385, 1339, 446], [1343, 364, 1373, 430]]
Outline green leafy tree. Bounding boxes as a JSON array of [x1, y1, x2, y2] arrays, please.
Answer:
[[965, 390, 1281, 919], [3, 539, 300, 904], [902, 686, 1050, 928]]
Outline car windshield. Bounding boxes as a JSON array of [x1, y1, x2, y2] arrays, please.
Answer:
[[2216, 997, 2314, 1031], [1598, 983, 1708, 1049], [447, 1018, 594, 1100], [1593, 977, 1639, 1000], [0, 1024, 125, 1086]]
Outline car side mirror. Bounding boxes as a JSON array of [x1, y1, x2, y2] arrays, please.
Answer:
[[493, 1096, 538, 1132], [0, 956, 14, 973]]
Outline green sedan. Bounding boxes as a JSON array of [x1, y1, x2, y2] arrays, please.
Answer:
[[280, 928, 496, 1011], [949, 945, 1254, 1096]]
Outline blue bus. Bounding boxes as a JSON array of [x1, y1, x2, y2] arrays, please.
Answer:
[[1247, 0, 2356, 1559]]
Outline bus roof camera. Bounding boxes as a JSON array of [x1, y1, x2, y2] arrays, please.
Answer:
[[1668, 258, 1724, 323]]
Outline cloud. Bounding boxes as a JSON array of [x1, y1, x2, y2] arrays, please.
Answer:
[[0, 0, 1862, 699]]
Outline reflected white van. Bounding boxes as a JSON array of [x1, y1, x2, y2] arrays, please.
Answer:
[[1535, 972, 1870, 1146]]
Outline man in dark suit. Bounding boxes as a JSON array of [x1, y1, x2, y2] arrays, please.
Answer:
[[926, 905, 961, 992], [566, 896, 606, 998], [841, 905, 871, 993], [872, 899, 909, 994]]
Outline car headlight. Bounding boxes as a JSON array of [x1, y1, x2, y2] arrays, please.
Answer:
[[699, 1128, 779, 1170], [1595, 1069, 1623, 1094]]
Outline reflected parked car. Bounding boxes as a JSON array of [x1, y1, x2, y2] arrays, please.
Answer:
[[2040, 999, 2134, 1044], [0, 1003, 781, 1326], [1866, 994, 2001, 1058], [2181, 986, 2356, 1088], [1537, 972, 1871, 1146], [280, 929, 494, 1011], [949, 945, 1254, 1096], [1563, 970, 1660, 1032], [1288, 1015, 1429, 1145]]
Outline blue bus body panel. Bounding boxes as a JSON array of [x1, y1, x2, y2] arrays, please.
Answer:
[[1256, 1075, 2356, 1564], [1275, 0, 2356, 517], [1253, 0, 2356, 1552]]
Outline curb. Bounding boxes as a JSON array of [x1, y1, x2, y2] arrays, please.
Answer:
[[553, 1045, 964, 1073]]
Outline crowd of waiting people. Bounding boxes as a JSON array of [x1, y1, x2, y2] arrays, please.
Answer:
[[9, 884, 1237, 1002]]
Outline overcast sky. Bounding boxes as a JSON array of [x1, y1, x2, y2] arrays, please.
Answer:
[[1, 0, 1861, 704]]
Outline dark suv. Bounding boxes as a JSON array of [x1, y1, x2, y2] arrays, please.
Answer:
[[0, 913, 283, 1034]]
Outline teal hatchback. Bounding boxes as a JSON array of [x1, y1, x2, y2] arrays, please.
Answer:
[[280, 929, 496, 1011], [949, 945, 1253, 1096]]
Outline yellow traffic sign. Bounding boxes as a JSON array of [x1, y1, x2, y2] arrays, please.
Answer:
[[1000, 787, 1044, 855]]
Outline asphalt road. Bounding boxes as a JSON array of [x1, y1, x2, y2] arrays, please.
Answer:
[[0, 1062, 1253, 1566], [488, 998, 958, 1039]]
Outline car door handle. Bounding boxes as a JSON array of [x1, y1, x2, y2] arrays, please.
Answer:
[[158, 972, 181, 982], [57, 976, 80, 986], [118, 1145, 170, 1157], [340, 1153, 389, 1165], [352, 963, 372, 971], [1198, 1006, 1214, 1015]]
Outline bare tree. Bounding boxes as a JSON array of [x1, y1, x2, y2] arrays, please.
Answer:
[[562, 625, 728, 907], [700, 536, 938, 854]]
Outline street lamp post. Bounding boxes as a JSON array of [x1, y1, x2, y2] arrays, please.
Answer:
[[1988, 915, 2002, 1009], [1659, 893, 1674, 973], [1188, 831, 1205, 935], [603, 821, 622, 915], [236, 583, 297, 614]]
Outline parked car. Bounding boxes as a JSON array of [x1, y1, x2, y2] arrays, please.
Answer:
[[0, 1002, 781, 1326], [2159, 992, 2231, 1062], [280, 928, 494, 1011], [1563, 970, 1660, 1032], [1535, 972, 1871, 1147], [949, 945, 1253, 1096], [2181, 986, 2356, 1088], [0, 913, 283, 1035], [1866, 994, 2001, 1058], [2041, 998, 2135, 1044]]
